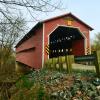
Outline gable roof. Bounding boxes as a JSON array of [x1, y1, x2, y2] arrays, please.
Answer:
[[15, 12, 93, 48], [42, 12, 93, 30]]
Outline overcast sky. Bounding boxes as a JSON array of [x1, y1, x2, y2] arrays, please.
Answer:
[[27, 0, 100, 40]]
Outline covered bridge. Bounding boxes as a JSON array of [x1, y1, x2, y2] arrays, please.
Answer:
[[15, 13, 93, 69]]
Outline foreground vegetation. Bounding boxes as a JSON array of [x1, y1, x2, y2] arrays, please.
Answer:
[[0, 69, 98, 100], [0, 30, 100, 100]]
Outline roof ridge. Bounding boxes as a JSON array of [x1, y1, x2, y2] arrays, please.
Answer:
[[41, 12, 93, 30]]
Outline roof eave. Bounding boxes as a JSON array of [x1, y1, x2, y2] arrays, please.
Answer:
[[15, 22, 43, 48]]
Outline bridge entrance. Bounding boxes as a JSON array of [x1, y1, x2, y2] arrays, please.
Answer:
[[49, 26, 85, 58]]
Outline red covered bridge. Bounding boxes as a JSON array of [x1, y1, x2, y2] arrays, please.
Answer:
[[15, 13, 93, 69]]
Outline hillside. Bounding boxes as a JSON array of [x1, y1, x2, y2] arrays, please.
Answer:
[[9, 69, 100, 100]]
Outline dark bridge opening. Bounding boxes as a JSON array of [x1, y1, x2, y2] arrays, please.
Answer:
[[49, 26, 85, 58]]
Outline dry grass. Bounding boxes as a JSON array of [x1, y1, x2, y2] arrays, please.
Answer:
[[72, 63, 95, 71]]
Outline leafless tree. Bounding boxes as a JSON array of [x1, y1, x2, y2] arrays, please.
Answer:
[[0, 0, 62, 23], [0, 16, 26, 48], [0, 0, 63, 46], [0, 16, 25, 72]]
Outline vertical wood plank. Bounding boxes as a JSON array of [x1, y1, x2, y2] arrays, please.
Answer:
[[94, 51, 100, 77]]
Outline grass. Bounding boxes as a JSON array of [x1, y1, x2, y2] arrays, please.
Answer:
[[72, 63, 95, 71]]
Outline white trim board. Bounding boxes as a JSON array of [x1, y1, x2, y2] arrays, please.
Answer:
[[42, 23, 45, 68]]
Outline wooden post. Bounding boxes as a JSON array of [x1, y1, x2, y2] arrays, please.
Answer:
[[44, 60, 49, 69], [52, 57, 58, 70], [45, 59, 53, 70], [58, 56, 63, 71], [50, 58, 53, 70], [94, 51, 100, 77], [67, 56, 71, 73], [61, 56, 66, 71], [66, 55, 74, 73]]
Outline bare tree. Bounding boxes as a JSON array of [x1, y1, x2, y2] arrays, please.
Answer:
[[0, 0, 62, 23], [0, 16, 26, 74], [0, 0, 63, 46], [0, 17, 26, 48]]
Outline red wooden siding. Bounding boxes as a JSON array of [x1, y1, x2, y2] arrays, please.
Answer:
[[72, 39, 85, 56], [44, 15, 90, 62], [16, 27, 43, 69]]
